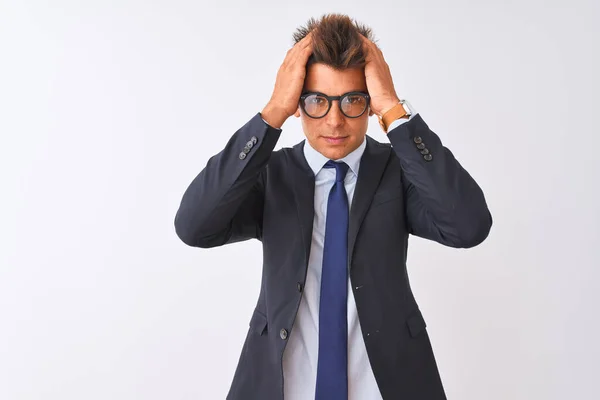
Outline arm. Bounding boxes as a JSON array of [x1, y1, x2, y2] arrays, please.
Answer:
[[174, 112, 282, 248], [387, 114, 492, 248]]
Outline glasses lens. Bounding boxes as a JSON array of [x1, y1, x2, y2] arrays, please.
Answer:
[[341, 94, 367, 117], [302, 94, 329, 117]]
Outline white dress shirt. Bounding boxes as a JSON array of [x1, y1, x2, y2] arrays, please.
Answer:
[[271, 110, 418, 399]]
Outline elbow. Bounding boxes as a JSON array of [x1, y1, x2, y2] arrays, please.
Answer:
[[174, 215, 199, 247], [174, 213, 207, 248], [458, 209, 493, 248], [174, 225, 216, 248], [174, 214, 227, 249]]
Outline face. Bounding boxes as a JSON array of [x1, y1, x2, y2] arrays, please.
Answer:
[[294, 63, 374, 160]]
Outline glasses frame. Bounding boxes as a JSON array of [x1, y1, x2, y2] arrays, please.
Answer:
[[299, 91, 371, 119]]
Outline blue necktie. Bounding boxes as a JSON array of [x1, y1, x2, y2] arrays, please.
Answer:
[[315, 160, 350, 400]]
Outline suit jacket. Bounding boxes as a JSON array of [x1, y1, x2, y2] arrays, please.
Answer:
[[174, 111, 492, 399]]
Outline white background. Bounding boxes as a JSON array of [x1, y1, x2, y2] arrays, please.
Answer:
[[1, 1, 599, 399]]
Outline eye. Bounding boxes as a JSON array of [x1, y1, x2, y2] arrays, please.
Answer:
[[345, 95, 365, 104], [307, 96, 326, 105]]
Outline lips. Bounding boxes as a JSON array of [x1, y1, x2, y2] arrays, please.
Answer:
[[323, 136, 348, 144]]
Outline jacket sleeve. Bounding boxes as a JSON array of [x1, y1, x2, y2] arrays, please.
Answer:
[[386, 114, 492, 248], [174, 112, 282, 248]]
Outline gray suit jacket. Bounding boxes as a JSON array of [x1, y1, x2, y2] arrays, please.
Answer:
[[174, 112, 492, 399]]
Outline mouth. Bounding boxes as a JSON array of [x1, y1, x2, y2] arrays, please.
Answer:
[[322, 136, 349, 144]]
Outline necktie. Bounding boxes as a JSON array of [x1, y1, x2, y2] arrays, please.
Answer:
[[315, 160, 350, 400]]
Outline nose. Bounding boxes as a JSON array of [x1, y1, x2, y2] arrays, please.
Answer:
[[325, 100, 345, 127]]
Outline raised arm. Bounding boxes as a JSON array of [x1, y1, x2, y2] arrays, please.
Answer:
[[388, 114, 492, 248], [174, 113, 281, 248]]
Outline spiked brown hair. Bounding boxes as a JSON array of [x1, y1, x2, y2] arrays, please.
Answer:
[[292, 13, 376, 71]]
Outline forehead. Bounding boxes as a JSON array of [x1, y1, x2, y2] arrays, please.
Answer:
[[303, 63, 367, 95]]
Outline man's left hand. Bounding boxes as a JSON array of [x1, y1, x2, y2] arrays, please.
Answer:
[[360, 35, 401, 117]]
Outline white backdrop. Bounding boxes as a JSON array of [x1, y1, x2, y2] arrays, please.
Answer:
[[1, 1, 599, 399]]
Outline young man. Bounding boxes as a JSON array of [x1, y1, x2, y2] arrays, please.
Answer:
[[174, 13, 492, 400]]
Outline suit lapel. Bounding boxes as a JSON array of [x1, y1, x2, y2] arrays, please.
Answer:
[[347, 136, 390, 269], [288, 136, 391, 272], [289, 140, 316, 269]]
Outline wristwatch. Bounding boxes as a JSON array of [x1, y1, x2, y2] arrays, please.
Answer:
[[378, 99, 414, 132]]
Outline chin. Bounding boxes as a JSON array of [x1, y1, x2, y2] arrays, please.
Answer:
[[320, 147, 349, 160], [308, 135, 362, 160]]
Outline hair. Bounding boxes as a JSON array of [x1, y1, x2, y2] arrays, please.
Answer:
[[292, 13, 377, 71]]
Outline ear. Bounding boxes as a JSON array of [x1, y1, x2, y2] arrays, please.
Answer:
[[294, 107, 300, 118], [368, 107, 374, 117]]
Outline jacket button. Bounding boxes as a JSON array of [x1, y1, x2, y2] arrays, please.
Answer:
[[246, 140, 254, 149], [424, 154, 433, 161], [280, 329, 288, 340], [239, 152, 247, 160], [420, 148, 430, 155], [416, 142, 426, 150], [242, 146, 251, 154], [297, 282, 303, 292], [413, 136, 423, 144], [251, 136, 258, 145]]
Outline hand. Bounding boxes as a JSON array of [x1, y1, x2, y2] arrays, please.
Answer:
[[360, 35, 401, 117], [262, 32, 314, 129]]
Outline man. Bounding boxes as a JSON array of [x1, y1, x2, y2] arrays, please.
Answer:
[[174, 13, 492, 400]]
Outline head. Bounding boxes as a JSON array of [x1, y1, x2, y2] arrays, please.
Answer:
[[292, 14, 377, 160]]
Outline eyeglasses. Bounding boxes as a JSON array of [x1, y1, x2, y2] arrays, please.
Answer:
[[299, 91, 370, 119]]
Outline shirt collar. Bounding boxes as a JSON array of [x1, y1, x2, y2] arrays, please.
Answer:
[[302, 136, 366, 177]]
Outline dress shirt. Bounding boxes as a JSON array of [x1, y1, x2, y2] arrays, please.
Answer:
[[260, 109, 418, 399]]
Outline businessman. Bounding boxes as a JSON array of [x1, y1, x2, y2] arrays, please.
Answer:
[[174, 13, 492, 400]]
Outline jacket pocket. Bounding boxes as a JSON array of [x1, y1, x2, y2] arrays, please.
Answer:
[[405, 309, 427, 338], [249, 308, 268, 336]]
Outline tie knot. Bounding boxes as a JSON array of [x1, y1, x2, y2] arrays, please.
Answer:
[[324, 160, 349, 183]]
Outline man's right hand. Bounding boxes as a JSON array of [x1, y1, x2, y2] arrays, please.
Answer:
[[261, 32, 314, 129]]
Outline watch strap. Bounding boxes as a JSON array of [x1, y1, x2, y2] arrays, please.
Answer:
[[378, 101, 410, 132]]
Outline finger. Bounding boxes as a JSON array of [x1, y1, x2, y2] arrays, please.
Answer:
[[288, 33, 310, 53], [302, 33, 313, 48], [360, 34, 372, 46], [299, 31, 313, 45], [298, 34, 313, 57], [289, 33, 312, 56], [360, 35, 376, 58]]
